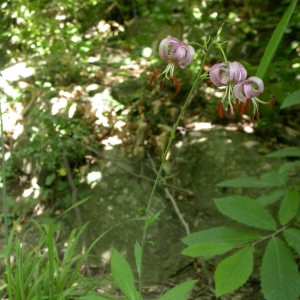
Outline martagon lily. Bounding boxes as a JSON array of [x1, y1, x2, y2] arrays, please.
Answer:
[[210, 61, 274, 119], [150, 37, 195, 93]]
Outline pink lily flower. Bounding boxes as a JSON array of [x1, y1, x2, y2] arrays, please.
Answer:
[[150, 37, 195, 93]]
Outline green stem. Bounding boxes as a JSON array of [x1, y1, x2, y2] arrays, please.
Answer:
[[0, 97, 8, 245], [138, 43, 213, 298]]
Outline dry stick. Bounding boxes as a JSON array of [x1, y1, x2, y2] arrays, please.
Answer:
[[63, 154, 92, 278], [147, 154, 214, 293]]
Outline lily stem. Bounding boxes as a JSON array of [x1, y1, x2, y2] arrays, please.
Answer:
[[138, 42, 213, 299]]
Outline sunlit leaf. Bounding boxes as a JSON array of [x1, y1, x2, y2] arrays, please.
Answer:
[[261, 237, 300, 300], [215, 247, 254, 297], [217, 177, 275, 188], [214, 196, 276, 230], [182, 242, 234, 259], [182, 226, 261, 246], [278, 190, 300, 225], [111, 249, 138, 300], [283, 228, 300, 255], [157, 280, 198, 300], [255, 0, 298, 79]]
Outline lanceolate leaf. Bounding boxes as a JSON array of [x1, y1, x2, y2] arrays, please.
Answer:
[[182, 226, 261, 246], [255, 0, 298, 80], [256, 188, 288, 206], [134, 241, 142, 277], [283, 228, 300, 255], [217, 177, 275, 188], [278, 190, 300, 225], [265, 147, 300, 158], [182, 242, 234, 259], [214, 196, 276, 230], [111, 249, 138, 300], [157, 280, 198, 300], [281, 90, 300, 109], [215, 247, 254, 297], [261, 237, 300, 300]]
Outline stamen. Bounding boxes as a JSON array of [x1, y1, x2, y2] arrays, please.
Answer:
[[160, 81, 163, 90], [150, 70, 158, 85], [239, 102, 244, 116], [175, 80, 181, 94], [246, 98, 251, 112], [170, 75, 175, 84], [218, 102, 224, 119], [268, 96, 275, 109], [227, 104, 231, 118], [256, 112, 260, 120], [235, 99, 239, 112]]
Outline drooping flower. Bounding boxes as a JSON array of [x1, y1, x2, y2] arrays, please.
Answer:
[[210, 61, 247, 87], [233, 76, 273, 119], [210, 62, 273, 120], [209, 61, 247, 118], [150, 37, 195, 93]]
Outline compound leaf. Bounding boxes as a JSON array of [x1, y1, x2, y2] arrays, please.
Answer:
[[283, 228, 300, 255]]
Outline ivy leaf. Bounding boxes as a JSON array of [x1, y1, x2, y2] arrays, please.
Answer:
[[214, 196, 276, 230], [278, 190, 300, 225], [182, 226, 261, 246], [283, 228, 300, 255], [217, 177, 275, 188], [182, 242, 234, 259], [215, 247, 254, 297], [261, 237, 300, 300], [111, 249, 138, 300], [157, 280, 197, 300]]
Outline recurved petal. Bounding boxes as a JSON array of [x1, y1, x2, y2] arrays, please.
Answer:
[[245, 76, 264, 97], [209, 62, 229, 87], [159, 37, 180, 61], [228, 61, 247, 83], [233, 82, 247, 102], [177, 44, 195, 68]]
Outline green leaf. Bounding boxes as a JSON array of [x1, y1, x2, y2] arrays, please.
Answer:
[[157, 280, 198, 300], [283, 228, 300, 255], [146, 210, 162, 228], [265, 147, 300, 158], [45, 173, 56, 186], [256, 188, 288, 206], [111, 249, 138, 300], [281, 90, 300, 109], [214, 196, 277, 230], [279, 161, 300, 174], [134, 241, 142, 277], [255, 0, 298, 79], [261, 237, 300, 300], [215, 247, 254, 297], [182, 226, 261, 246], [217, 177, 275, 188], [278, 190, 300, 225], [79, 296, 110, 300], [260, 167, 289, 186], [182, 242, 234, 259]]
